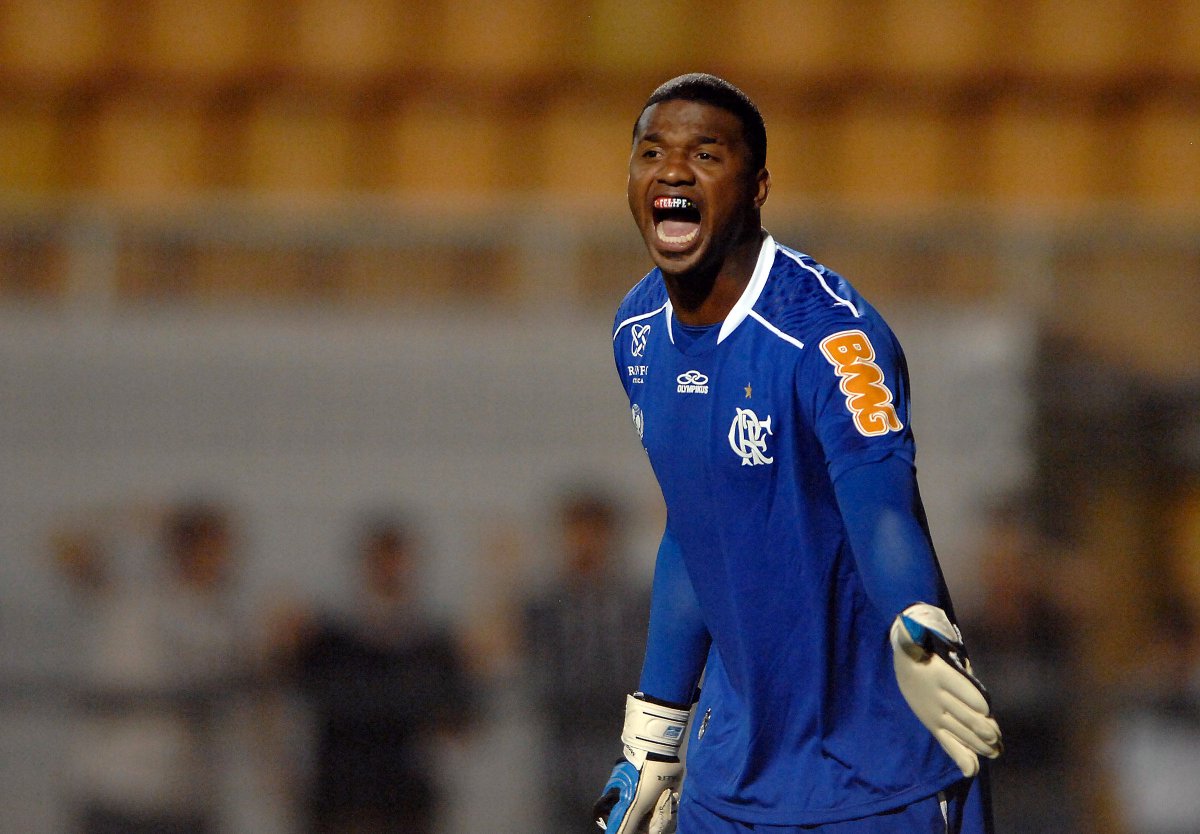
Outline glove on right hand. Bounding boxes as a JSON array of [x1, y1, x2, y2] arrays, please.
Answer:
[[593, 693, 688, 833]]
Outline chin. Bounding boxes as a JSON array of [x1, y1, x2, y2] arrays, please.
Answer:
[[654, 244, 709, 278]]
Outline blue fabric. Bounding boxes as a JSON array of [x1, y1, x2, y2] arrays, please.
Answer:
[[677, 770, 992, 833], [832, 455, 948, 622], [638, 528, 710, 704], [611, 237, 963, 825]]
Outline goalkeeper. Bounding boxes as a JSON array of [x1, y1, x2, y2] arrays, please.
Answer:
[[595, 73, 1002, 833]]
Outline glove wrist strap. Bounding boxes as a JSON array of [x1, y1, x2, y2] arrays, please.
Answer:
[[621, 693, 689, 768]]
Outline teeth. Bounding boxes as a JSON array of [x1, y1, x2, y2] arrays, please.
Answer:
[[656, 224, 700, 245], [653, 196, 696, 210]]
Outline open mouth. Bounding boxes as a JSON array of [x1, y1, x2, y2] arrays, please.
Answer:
[[652, 196, 701, 247]]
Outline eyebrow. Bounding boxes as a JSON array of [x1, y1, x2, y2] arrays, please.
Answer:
[[638, 132, 725, 145]]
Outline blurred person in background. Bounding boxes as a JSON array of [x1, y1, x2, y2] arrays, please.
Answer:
[[1100, 473, 1200, 834], [273, 513, 476, 834], [520, 487, 650, 834], [1101, 595, 1200, 834], [964, 494, 1079, 834], [65, 499, 245, 834], [52, 528, 111, 602]]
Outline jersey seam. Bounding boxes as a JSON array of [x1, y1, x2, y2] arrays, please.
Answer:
[[747, 309, 805, 350], [613, 301, 670, 341], [778, 246, 862, 318]]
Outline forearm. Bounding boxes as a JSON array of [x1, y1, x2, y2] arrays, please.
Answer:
[[833, 454, 947, 621], [637, 527, 710, 705]]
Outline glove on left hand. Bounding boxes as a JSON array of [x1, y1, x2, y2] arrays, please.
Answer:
[[891, 603, 1003, 777]]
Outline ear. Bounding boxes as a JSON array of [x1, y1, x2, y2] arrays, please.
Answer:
[[753, 167, 771, 209]]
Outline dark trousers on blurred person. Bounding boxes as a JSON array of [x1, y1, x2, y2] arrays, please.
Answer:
[[310, 774, 435, 834], [544, 722, 618, 834], [81, 805, 211, 834], [311, 809, 430, 834]]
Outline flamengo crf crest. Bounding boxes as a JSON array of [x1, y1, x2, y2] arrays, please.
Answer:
[[729, 407, 774, 466]]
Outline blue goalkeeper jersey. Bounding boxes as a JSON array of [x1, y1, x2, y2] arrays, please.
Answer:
[[611, 235, 962, 825]]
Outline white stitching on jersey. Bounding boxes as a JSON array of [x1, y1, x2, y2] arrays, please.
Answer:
[[778, 246, 862, 318], [613, 301, 670, 341], [748, 309, 804, 350]]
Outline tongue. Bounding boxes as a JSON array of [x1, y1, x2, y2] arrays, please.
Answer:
[[661, 219, 699, 238]]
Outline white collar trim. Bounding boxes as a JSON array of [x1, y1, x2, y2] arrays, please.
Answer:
[[716, 233, 775, 344]]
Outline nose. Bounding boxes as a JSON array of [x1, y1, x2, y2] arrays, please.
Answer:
[[656, 149, 694, 186]]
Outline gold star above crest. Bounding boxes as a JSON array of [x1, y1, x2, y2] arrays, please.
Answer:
[[744, 383, 752, 398]]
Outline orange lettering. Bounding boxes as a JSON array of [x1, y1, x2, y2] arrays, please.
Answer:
[[819, 330, 903, 437]]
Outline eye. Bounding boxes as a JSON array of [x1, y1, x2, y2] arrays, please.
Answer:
[[696, 151, 716, 161], [642, 148, 662, 159]]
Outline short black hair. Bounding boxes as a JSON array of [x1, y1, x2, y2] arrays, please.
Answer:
[[634, 73, 767, 171], [357, 511, 415, 556], [164, 500, 230, 557], [558, 487, 618, 529]]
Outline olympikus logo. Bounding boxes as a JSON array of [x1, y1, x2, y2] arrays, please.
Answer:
[[819, 330, 903, 437], [676, 370, 709, 394]]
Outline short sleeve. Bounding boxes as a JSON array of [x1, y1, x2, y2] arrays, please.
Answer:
[[799, 321, 915, 482]]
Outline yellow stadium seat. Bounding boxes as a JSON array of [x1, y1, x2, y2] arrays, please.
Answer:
[[1128, 99, 1200, 208], [373, 98, 518, 195], [981, 98, 1103, 206], [832, 97, 961, 208], [431, 0, 577, 84], [582, 0, 718, 79], [286, 0, 424, 83], [869, 0, 999, 81], [0, 99, 61, 192], [1162, 0, 1200, 77], [131, 0, 259, 87], [761, 109, 840, 200], [240, 94, 358, 193], [87, 94, 211, 199], [1005, 0, 1145, 80], [534, 96, 634, 198], [718, 0, 847, 83], [0, 0, 113, 88]]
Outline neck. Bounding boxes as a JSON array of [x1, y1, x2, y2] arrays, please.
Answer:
[[664, 228, 763, 326]]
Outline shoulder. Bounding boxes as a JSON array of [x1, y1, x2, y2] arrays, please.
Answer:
[[751, 241, 896, 353], [612, 268, 669, 341]]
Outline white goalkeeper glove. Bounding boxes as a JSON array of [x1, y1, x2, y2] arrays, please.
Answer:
[[593, 693, 688, 833], [890, 603, 1003, 777]]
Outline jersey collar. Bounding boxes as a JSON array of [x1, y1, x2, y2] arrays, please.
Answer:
[[665, 232, 776, 347]]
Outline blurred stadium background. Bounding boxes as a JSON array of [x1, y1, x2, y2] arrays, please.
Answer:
[[0, 1, 1198, 832]]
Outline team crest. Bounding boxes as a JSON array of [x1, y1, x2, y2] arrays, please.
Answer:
[[818, 330, 903, 437], [631, 324, 650, 357], [729, 407, 774, 466]]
